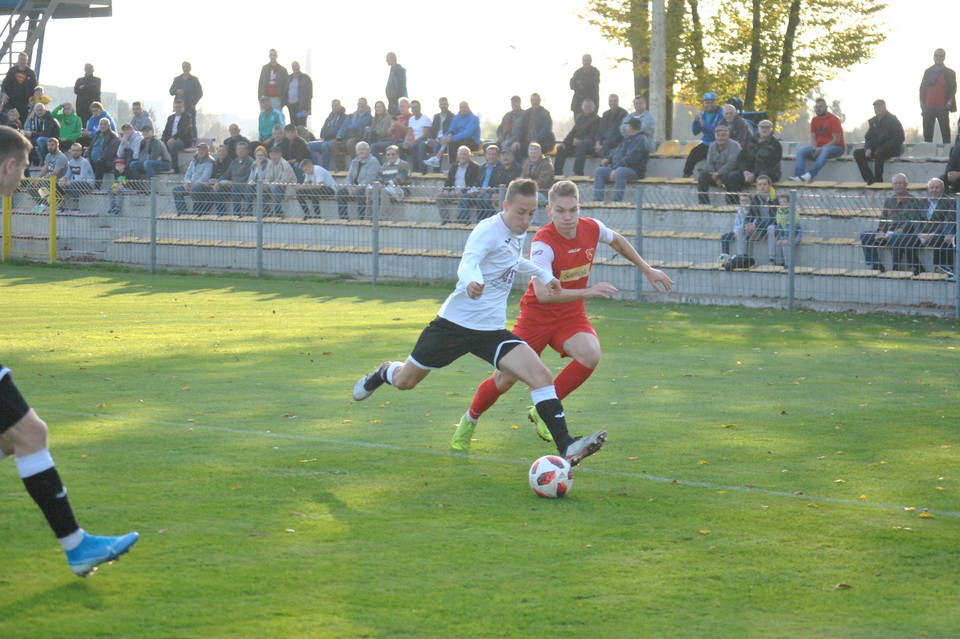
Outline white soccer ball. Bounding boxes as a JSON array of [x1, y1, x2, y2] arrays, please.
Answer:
[[528, 455, 574, 498]]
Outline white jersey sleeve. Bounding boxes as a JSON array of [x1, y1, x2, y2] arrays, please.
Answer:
[[594, 218, 616, 246]]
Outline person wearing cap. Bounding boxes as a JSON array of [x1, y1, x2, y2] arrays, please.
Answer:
[[853, 99, 905, 185], [727, 119, 782, 193], [593, 116, 649, 202], [696, 123, 742, 205], [683, 92, 723, 178], [496, 96, 525, 155], [790, 97, 845, 183]]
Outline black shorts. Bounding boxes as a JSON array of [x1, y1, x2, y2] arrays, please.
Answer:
[[0, 366, 31, 434], [408, 317, 525, 370]]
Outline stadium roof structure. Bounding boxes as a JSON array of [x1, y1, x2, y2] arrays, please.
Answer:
[[0, 1, 111, 76]]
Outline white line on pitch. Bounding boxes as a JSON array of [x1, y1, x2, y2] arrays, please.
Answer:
[[42, 408, 960, 520]]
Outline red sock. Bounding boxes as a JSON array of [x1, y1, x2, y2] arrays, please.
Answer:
[[554, 360, 595, 400], [468, 377, 505, 420]]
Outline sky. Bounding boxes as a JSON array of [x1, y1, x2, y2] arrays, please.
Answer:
[[30, 0, 955, 140]]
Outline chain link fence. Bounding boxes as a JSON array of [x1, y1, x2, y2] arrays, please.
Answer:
[[3, 176, 958, 317]]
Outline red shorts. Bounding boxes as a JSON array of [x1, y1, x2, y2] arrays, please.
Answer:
[[512, 314, 597, 358]]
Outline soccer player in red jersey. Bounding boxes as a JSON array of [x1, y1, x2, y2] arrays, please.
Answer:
[[452, 179, 673, 450]]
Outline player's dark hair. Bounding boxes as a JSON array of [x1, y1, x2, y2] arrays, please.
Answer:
[[505, 178, 538, 203], [0, 125, 31, 164], [548, 180, 579, 206]]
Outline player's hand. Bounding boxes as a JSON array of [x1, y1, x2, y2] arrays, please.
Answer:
[[646, 268, 673, 293], [586, 282, 618, 298], [543, 278, 562, 296], [466, 281, 484, 299]]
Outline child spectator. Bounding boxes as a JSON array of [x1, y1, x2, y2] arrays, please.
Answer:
[[109, 158, 129, 215], [772, 192, 802, 266]]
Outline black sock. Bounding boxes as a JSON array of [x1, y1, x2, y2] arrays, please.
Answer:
[[535, 398, 574, 453], [22, 467, 80, 539]]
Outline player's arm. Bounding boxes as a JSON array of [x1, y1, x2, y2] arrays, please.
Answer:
[[608, 231, 673, 293], [457, 225, 493, 297], [531, 277, 618, 304]]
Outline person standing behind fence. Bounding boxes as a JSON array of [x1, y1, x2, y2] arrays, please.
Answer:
[[919, 49, 957, 144], [569, 54, 600, 120], [284, 61, 312, 127], [2, 52, 37, 121], [853, 99, 904, 186], [258, 49, 289, 113], [384, 52, 407, 116], [859, 173, 922, 273], [169, 62, 203, 140]]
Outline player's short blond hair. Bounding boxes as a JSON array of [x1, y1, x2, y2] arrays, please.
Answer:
[[548, 180, 579, 206]]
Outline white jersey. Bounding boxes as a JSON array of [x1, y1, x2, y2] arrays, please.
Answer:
[[438, 213, 554, 331]]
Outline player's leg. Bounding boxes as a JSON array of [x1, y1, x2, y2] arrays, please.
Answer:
[[353, 359, 430, 400], [453, 369, 520, 451], [555, 332, 601, 398], [1, 371, 138, 577], [497, 344, 606, 465]]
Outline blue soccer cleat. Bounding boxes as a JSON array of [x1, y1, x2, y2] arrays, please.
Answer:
[[66, 531, 139, 577]]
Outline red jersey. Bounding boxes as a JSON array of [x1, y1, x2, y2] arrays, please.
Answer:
[[810, 112, 844, 148], [518, 217, 611, 324]]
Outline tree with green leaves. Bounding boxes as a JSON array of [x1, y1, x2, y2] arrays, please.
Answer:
[[584, 0, 886, 131]]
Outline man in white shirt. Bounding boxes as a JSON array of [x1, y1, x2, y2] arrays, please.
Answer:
[[352, 178, 608, 466], [296, 156, 336, 218], [403, 99, 433, 173]]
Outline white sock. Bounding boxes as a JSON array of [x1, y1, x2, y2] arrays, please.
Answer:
[[59, 528, 86, 551], [530, 385, 558, 405], [385, 361, 403, 385], [15, 448, 55, 478]]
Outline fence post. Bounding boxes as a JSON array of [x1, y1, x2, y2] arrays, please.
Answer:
[[955, 197, 959, 321], [48, 175, 57, 264], [634, 187, 645, 301], [255, 181, 264, 278], [371, 184, 381, 284], [787, 189, 797, 310], [149, 178, 157, 274]]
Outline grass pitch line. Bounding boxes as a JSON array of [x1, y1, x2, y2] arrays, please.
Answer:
[[44, 408, 960, 520]]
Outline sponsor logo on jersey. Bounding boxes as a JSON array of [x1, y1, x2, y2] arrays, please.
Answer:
[[567, 247, 582, 253], [559, 264, 591, 282]]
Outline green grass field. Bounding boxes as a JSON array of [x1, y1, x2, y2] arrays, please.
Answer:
[[1, 263, 958, 639]]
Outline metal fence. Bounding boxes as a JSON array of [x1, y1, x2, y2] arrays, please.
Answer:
[[2, 176, 958, 318]]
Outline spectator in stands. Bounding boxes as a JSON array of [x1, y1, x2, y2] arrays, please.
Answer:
[[519, 93, 555, 156], [368, 100, 398, 162], [284, 61, 312, 127], [78, 101, 116, 147], [728, 119, 782, 193], [51, 102, 82, 150], [23, 103, 59, 165], [460, 144, 510, 222], [279, 123, 310, 181], [745, 174, 780, 264], [337, 140, 380, 220], [308, 99, 347, 168], [721, 191, 755, 259], [919, 49, 957, 144], [73, 63, 100, 125], [129, 101, 153, 133], [34, 137, 67, 210], [128, 124, 172, 184], [427, 101, 480, 168], [28, 86, 51, 112], [695, 124, 741, 204], [683, 92, 722, 178], [619, 95, 655, 149], [569, 54, 600, 119], [596, 94, 627, 159], [419, 97, 453, 172], [790, 98, 845, 183], [257, 96, 285, 143], [329, 97, 373, 172], [296, 156, 336, 218], [772, 192, 801, 266], [593, 117, 650, 203], [521, 141, 555, 210], [109, 158, 130, 215], [59, 143, 94, 208], [86, 117, 119, 187], [497, 96, 525, 155], [436, 145, 481, 225], [162, 100, 194, 173], [859, 173, 922, 273], [261, 146, 297, 216], [385, 52, 407, 116], [375, 145, 411, 205], [853, 99, 905, 185], [258, 49, 289, 112], [915, 177, 956, 275], [262, 124, 285, 155], [223, 122, 249, 160], [941, 131, 960, 194], [499, 147, 522, 183], [554, 99, 601, 177], [115, 123, 143, 166], [3, 107, 21, 131], [169, 61, 203, 139], [2, 52, 37, 120], [403, 99, 432, 173], [173, 142, 215, 215], [219, 140, 253, 213], [208, 144, 232, 211], [721, 103, 752, 148]]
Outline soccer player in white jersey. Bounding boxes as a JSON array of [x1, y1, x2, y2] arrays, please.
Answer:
[[0, 125, 138, 577], [353, 178, 607, 466]]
